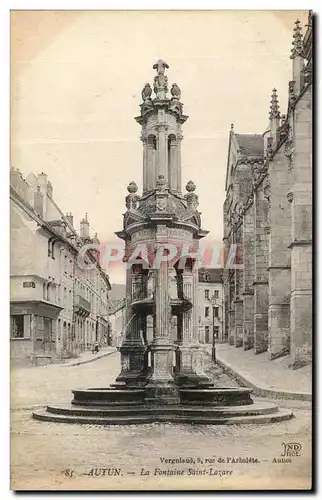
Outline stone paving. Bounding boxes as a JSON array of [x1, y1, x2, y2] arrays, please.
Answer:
[[214, 344, 312, 397], [10, 352, 312, 491]]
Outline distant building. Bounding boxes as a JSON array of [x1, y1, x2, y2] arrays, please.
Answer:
[[223, 15, 312, 368], [197, 268, 225, 345], [10, 169, 111, 365], [107, 284, 126, 348]]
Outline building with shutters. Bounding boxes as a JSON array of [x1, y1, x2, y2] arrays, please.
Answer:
[[10, 169, 111, 366]]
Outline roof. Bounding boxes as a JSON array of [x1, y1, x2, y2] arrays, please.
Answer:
[[234, 134, 264, 157], [198, 268, 223, 283]]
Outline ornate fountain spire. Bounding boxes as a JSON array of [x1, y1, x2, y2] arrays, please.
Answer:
[[153, 59, 169, 99], [269, 88, 280, 120], [290, 19, 304, 59]]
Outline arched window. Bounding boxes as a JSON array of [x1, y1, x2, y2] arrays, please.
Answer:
[[147, 134, 157, 150]]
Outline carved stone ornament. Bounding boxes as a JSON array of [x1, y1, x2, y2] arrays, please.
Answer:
[[290, 19, 304, 60], [156, 174, 167, 191], [171, 83, 181, 100], [184, 181, 199, 210], [141, 83, 152, 102], [288, 80, 297, 105], [185, 180, 196, 192], [279, 114, 289, 141], [284, 139, 294, 159], [263, 179, 271, 207], [156, 195, 168, 212], [153, 59, 169, 99], [125, 181, 140, 210], [286, 191, 294, 203], [266, 137, 274, 159]]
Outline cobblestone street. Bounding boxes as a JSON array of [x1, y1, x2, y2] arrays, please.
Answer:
[[11, 352, 312, 491]]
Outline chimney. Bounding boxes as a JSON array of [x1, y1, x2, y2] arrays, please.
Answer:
[[66, 212, 74, 228], [80, 213, 90, 239], [37, 172, 47, 195], [34, 186, 44, 217], [47, 180, 53, 199]]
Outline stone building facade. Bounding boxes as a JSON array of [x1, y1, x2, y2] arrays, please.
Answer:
[[10, 169, 111, 365], [223, 15, 312, 369], [197, 268, 225, 345]]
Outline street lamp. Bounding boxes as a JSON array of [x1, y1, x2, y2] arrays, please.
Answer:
[[211, 295, 223, 363], [211, 304, 216, 363]]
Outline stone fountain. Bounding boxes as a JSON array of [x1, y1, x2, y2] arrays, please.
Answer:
[[33, 61, 293, 425]]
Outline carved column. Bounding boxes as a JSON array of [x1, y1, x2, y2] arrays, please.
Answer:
[[115, 263, 145, 387], [168, 137, 179, 191], [146, 135, 156, 191], [177, 134, 183, 193], [157, 120, 168, 183], [242, 201, 255, 350], [233, 223, 243, 348], [141, 136, 148, 193], [228, 271, 235, 345], [253, 180, 269, 354], [175, 262, 210, 387], [145, 235, 179, 404]]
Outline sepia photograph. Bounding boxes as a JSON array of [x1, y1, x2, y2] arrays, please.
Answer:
[[9, 8, 312, 491]]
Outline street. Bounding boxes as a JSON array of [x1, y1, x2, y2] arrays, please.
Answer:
[[11, 352, 312, 491]]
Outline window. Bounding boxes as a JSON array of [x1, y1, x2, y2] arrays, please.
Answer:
[[214, 326, 219, 339], [205, 326, 210, 344], [205, 307, 210, 318], [214, 290, 219, 299], [205, 289, 209, 299], [214, 306, 219, 318], [11, 315, 24, 338]]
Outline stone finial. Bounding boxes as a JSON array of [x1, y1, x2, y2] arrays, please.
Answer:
[[92, 232, 100, 244], [184, 180, 198, 210], [153, 59, 169, 99], [185, 180, 196, 192], [290, 19, 304, 59], [156, 175, 167, 190], [125, 181, 140, 210], [269, 88, 280, 120], [127, 181, 138, 194], [171, 83, 181, 100], [153, 59, 169, 74], [141, 83, 152, 101]]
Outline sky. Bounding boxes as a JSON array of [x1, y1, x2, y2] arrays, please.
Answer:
[[11, 10, 308, 283]]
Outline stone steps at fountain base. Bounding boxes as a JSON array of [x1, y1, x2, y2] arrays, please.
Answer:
[[32, 402, 293, 425], [46, 401, 278, 417]]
